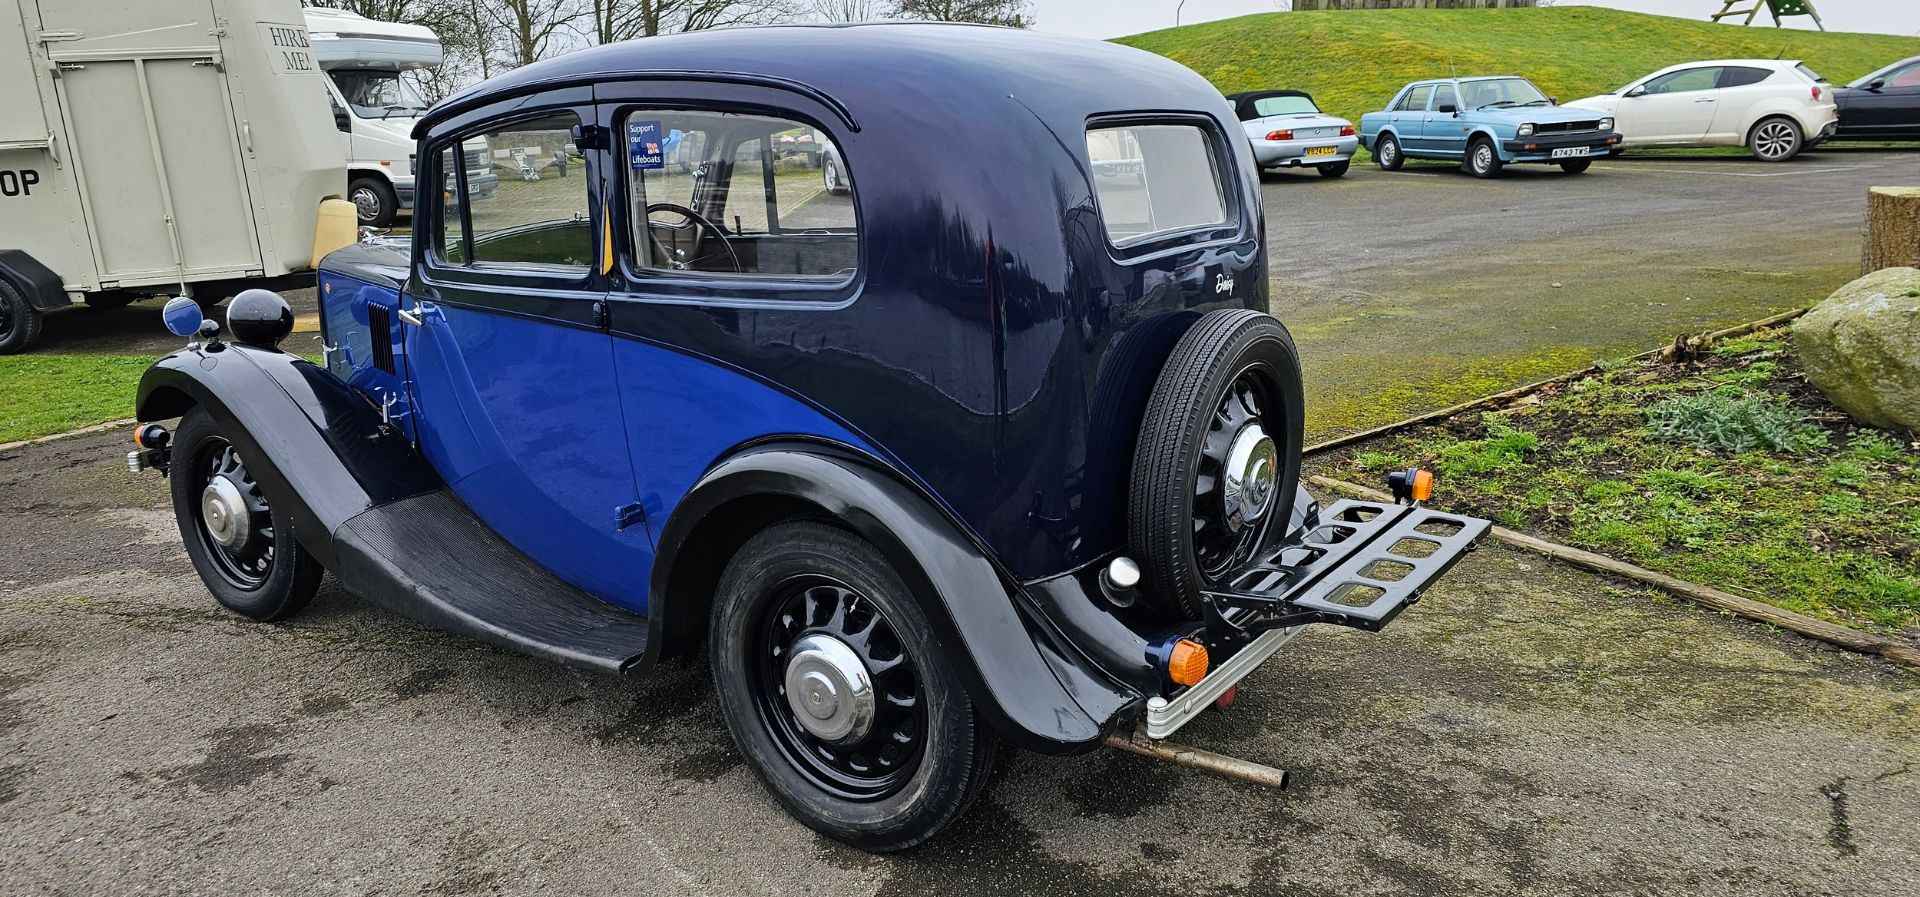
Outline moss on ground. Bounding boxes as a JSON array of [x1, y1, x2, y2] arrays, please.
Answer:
[[1311, 328, 1920, 638]]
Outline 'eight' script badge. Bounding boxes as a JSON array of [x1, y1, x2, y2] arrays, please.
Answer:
[[628, 120, 665, 170]]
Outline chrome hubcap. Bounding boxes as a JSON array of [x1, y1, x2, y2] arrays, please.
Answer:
[[1222, 423, 1278, 533], [783, 633, 875, 744], [352, 187, 379, 220], [200, 475, 251, 549]]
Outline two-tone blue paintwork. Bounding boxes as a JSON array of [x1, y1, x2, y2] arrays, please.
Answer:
[[1359, 77, 1620, 166], [315, 23, 1267, 619]]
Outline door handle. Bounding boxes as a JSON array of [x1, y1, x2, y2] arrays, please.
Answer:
[[397, 302, 424, 326], [1695, 98, 1716, 103]]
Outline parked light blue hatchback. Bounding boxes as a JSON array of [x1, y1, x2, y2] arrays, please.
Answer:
[[1359, 76, 1623, 178]]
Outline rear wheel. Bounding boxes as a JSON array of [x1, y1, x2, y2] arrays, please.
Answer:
[[1748, 117, 1803, 162], [1374, 133, 1404, 171], [1559, 158, 1592, 174], [822, 155, 850, 196], [1128, 310, 1305, 619], [1317, 160, 1351, 178], [710, 521, 998, 852], [1465, 137, 1504, 178], [0, 280, 43, 355], [169, 407, 322, 622]]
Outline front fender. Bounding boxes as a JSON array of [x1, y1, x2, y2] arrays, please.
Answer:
[[650, 440, 1138, 754], [136, 345, 440, 569]]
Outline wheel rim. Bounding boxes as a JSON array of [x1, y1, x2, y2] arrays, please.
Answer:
[[1193, 369, 1283, 580], [1755, 122, 1796, 159], [191, 439, 275, 590], [753, 575, 924, 801], [1475, 145, 1493, 172], [823, 159, 838, 192], [351, 186, 381, 222], [1381, 140, 1397, 165], [0, 297, 13, 340]]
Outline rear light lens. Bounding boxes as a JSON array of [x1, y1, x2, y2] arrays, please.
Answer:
[[1265, 129, 1294, 141], [1167, 638, 1210, 687], [1812, 85, 1822, 101], [1339, 125, 1356, 137]]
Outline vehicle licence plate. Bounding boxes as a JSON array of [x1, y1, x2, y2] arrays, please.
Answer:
[[1551, 147, 1591, 159], [1306, 146, 1338, 157]]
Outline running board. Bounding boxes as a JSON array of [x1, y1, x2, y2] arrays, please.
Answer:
[[331, 490, 650, 675], [1202, 499, 1490, 641]]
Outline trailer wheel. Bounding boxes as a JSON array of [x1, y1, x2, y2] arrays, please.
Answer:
[[0, 279, 44, 355], [349, 176, 398, 228], [1128, 310, 1305, 619]]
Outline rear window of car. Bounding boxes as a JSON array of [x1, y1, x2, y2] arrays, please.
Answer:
[[1086, 123, 1230, 248], [1796, 63, 1828, 83], [1252, 95, 1318, 117]]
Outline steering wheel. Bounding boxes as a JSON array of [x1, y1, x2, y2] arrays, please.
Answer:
[[645, 202, 743, 274]]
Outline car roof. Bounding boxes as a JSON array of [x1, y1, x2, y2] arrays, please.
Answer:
[[417, 23, 1229, 139]]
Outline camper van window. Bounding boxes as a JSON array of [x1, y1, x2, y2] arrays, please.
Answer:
[[436, 112, 592, 270], [332, 69, 429, 119]]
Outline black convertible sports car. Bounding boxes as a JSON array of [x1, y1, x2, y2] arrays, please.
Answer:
[[1833, 56, 1920, 142]]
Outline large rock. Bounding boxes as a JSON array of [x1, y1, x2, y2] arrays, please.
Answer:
[[1792, 267, 1920, 431]]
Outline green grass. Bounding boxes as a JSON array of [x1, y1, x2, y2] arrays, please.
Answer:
[[1318, 330, 1920, 637], [1118, 7, 1920, 122], [0, 355, 153, 444]]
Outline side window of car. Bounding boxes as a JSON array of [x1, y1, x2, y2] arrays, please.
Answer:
[[1889, 63, 1920, 89], [1719, 67, 1772, 89], [1398, 85, 1434, 112], [1430, 84, 1459, 112], [1646, 68, 1722, 95], [624, 110, 858, 282], [436, 111, 592, 270]]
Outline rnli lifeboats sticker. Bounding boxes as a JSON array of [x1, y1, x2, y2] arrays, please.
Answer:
[[627, 120, 665, 170], [259, 24, 317, 75]]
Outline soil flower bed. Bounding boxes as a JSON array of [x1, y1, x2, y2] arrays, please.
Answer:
[[1310, 328, 1920, 640]]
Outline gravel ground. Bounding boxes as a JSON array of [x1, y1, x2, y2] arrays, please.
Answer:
[[1, 430, 1916, 896]]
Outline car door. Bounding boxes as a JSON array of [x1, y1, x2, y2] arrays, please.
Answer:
[[1618, 67, 1722, 144], [1422, 82, 1467, 157], [403, 95, 655, 613], [1708, 66, 1776, 142], [1849, 61, 1920, 138], [1393, 83, 1435, 151]]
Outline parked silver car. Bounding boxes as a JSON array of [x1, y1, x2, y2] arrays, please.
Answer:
[[1228, 90, 1359, 178]]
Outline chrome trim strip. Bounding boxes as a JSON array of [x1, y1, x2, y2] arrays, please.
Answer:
[[1144, 625, 1305, 739]]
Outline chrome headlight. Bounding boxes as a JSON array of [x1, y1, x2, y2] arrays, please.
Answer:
[[1598, 117, 1615, 132], [1517, 123, 1536, 138]]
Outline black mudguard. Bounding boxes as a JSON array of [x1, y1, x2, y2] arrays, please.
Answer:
[[651, 441, 1140, 754], [135, 344, 441, 569], [0, 249, 70, 311]]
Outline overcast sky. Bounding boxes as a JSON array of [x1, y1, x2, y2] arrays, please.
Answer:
[[1031, 0, 1920, 39]]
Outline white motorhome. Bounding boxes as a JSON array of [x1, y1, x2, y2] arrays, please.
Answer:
[[0, 0, 350, 353], [304, 5, 442, 226]]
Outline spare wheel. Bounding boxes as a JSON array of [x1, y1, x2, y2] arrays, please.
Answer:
[[1127, 309, 1305, 619]]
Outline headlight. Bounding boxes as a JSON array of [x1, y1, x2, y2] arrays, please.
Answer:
[[1598, 117, 1614, 132], [1517, 123, 1536, 138]]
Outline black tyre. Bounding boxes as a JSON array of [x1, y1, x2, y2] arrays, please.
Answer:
[[710, 521, 998, 852], [349, 176, 398, 228], [0, 279, 44, 355], [170, 407, 323, 622], [1374, 133, 1404, 171], [1748, 117, 1803, 163], [1559, 158, 1593, 175], [1465, 137, 1504, 178], [1127, 310, 1305, 619], [1317, 159, 1351, 178]]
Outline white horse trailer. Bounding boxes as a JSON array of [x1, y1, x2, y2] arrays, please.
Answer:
[[0, 0, 349, 353]]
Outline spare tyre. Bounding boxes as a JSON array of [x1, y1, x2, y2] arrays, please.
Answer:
[[1127, 309, 1305, 619]]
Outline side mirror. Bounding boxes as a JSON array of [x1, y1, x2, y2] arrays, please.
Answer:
[[334, 109, 351, 132], [1436, 102, 1458, 114], [1868, 78, 1887, 91], [1548, 96, 1559, 105], [162, 297, 205, 338], [1624, 86, 1646, 99]]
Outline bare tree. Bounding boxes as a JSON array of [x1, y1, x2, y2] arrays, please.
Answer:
[[888, 0, 1032, 27], [589, 0, 802, 43], [487, 0, 587, 67], [810, 0, 881, 22]]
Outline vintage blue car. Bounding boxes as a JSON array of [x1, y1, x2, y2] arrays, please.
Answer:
[[126, 25, 1488, 850], [1359, 76, 1622, 177]]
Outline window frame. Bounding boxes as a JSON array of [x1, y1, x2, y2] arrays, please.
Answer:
[[1645, 67, 1723, 95], [1397, 84, 1435, 112], [1430, 83, 1459, 113], [1718, 66, 1773, 89], [1084, 112, 1243, 259], [422, 107, 597, 283]]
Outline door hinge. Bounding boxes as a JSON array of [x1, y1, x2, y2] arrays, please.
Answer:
[[592, 299, 609, 329], [615, 502, 647, 532], [571, 123, 610, 151]]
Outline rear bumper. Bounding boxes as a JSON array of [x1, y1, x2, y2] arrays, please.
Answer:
[[1503, 131, 1621, 161], [1252, 135, 1360, 167]]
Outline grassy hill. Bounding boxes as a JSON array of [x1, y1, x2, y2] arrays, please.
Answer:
[[1118, 7, 1920, 121]]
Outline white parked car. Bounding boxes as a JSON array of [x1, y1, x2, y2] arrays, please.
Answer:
[[1227, 90, 1360, 178], [1566, 60, 1838, 162]]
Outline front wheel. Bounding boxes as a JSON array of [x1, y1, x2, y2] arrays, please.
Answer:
[[710, 521, 998, 852], [1559, 158, 1593, 174], [822, 155, 851, 196], [1465, 138, 1504, 178], [0, 279, 44, 355], [1317, 159, 1351, 178], [1748, 117, 1803, 163], [169, 407, 323, 621], [1374, 134, 1404, 171], [349, 176, 398, 228]]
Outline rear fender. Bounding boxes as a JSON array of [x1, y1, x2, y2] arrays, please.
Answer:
[[136, 345, 440, 569], [650, 440, 1138, 754], [0, 249, 70, 311]]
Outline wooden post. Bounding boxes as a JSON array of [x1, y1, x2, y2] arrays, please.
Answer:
[[1863, 186, 1920, 275]]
